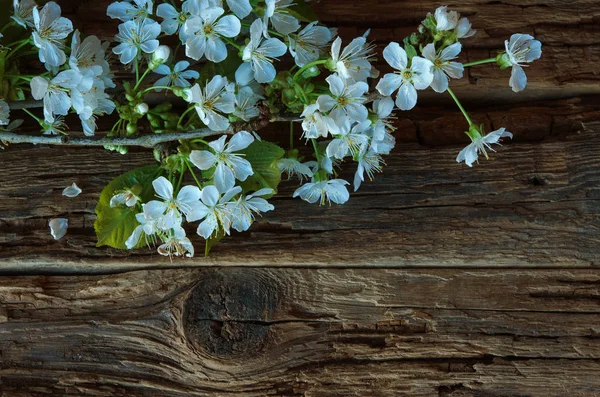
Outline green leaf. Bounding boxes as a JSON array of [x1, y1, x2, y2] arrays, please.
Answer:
[[94, 165, 163, 249], [288, 0, 319, 22], [238, 140, 285, 196]]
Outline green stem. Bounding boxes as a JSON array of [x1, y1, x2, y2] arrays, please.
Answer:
[[141, 85, 173, 95], [177, 106, 196, 128], [176, 158, 186, 192], [23, 108, 41, 123], [134, 57, 140, 83], [293, 59, 328, 81], [222, 37, 243, 51], [5, 38, 31, 60], [185, 158, 203, 188], [134, 67, 152, 91], [463, 58, 496, 67], [311, 138, 321, 163], [446, 87, 473, 126], [0, 21, 14, 34], [3, 74, 33, 81], [289, 120, 294, 149]]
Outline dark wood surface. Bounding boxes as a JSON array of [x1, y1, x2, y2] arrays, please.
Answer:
[[1, 0, 599, 395]]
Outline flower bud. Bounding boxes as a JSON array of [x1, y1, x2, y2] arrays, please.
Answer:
[[135, 103, 149, 115], [149, 45, 171, 69]]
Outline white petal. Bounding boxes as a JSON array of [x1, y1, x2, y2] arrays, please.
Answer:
[[214, 163, 236, 193], [214, 14, 241, 37], [396, 83, 418, 111], [430, 68, 449, 93], [382, 42, 407, 71], [227, 130, 254, 152], [49, 218, 68, 240], [62, 182, 82, 198], [152, 176, 174, 200], [190, 150, 217, 170], [410, 57, 434, 90], [201, 185, 221, 207], [509, 64, 527, 92], [376, 73, 402, 96]]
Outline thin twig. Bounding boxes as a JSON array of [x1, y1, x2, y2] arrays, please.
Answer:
[[8, 100, 44, 110], [0, 115, 302, 148]]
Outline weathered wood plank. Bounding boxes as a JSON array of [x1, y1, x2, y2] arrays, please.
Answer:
[[1, 124, 599, 271], [0, 268, 599, 395]]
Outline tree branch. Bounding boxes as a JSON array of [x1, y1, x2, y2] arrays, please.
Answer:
[[0, 115, 302, 148]]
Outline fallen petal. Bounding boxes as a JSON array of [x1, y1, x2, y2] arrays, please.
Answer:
[[62, 183, 82, 198], [49, 218, 68, 240]]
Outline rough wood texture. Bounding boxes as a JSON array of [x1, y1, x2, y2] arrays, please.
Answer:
[[0, 268, 599, 396], [1, 124, 599, 272], [1, 1, 599, 395]]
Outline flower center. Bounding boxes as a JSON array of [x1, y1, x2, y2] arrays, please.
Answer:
[[402, 70, 412, 80], [434, 58, 443, 68]]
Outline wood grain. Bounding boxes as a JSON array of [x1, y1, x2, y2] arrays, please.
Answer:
[[0, 267, 599, 396], [1, 124, 599, 272]]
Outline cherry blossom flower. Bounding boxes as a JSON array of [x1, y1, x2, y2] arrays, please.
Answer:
[[326, 119, 371, 160], [189, 131, 254, 193], [455, 17, 476, 39], [107, 0, 153, 22], [153, 61, 199, 91], [194, 185, 242, 239], [264, 0, 300, 36], [183, 7, 241, 62], [354, 147, 384, 191], [300, 104, 337, 139], [278, 158, 314, 182], [110, 188, 140, 208], [422, 42, 464, 93], [289, 22, 332, 67], [317, 74, 369, 124], [0, 99, 10, 126], [49, 218, 68, 240], [113, 18, 161, 64], [31, 70, 84, 123], [233, 86, 261, 121], [32, 1, 73, 67], [236, 18, 287, 84], [457, 127, 513, 167], [435, 6, 459, 31], [228, 188, 274, 232], [12, 0, 36, 28], [185, 75, 235, 131], [376, 42, 434, 111], [145, 177, 205, 229], [156, 3, 187, 36], [69, 31, 107, 78], [504, 33, 542, 92], [157, 227, 195, 257], [330, 35, 374, 82], [62, 183, 82, 197], [293, 179, 350, 205], [126, 203, 161, 249]]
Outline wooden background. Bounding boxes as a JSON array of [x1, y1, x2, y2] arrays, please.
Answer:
[[1, 0, 600, 395]]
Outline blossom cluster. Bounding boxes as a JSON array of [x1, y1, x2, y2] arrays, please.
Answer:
[[0, 2, 542, 258]]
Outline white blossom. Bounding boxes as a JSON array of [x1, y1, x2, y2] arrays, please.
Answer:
[[455, 17, 476, 38], [434, 6, 459, 31], [264, 0, 300, 36], [41, 117, 67, 135], [317, 74, 369, 124], [354, 147, 384, 191], [457, 127, 513, 167], [422, 42, 464, 93], [504, 33, 542, 93], [69, 31, 107, 77], [326, 119, 370, 160], [107, 0, 153, 22], [12, 0, 36, 28], [330, 35, 374, 82], [30, 70, 83, 123], [157, 227, 195, 258], [144, 176, 205, 229], [110, 189, 140, 208], [154, 61, 199, 91], [289, 22, 332, 67], [233, 86, 261, 121], [185, 75, 235, 131], [189, 131, 254, 193], [376, 42, 434, 111], [194, 185, 242, 239], [278, 158, 314, 182], [49, 218, 68, 240], [62, 182, 82, 197], [236, 18, 287, 84], [0, 99, 10, 126], [293, 179, 350, 205], [370, 96, 395, 144], [183, 7, 241, 62], [300, 103, 337, 139], [228, 188, 274, 232], [113, 18, 161, 64], [32, 1, 73, 67], [126, 203, 161, 249]]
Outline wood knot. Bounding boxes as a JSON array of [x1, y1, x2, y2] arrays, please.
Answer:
[[183, 269, 280, 359], [528, 175, 549, 186]]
